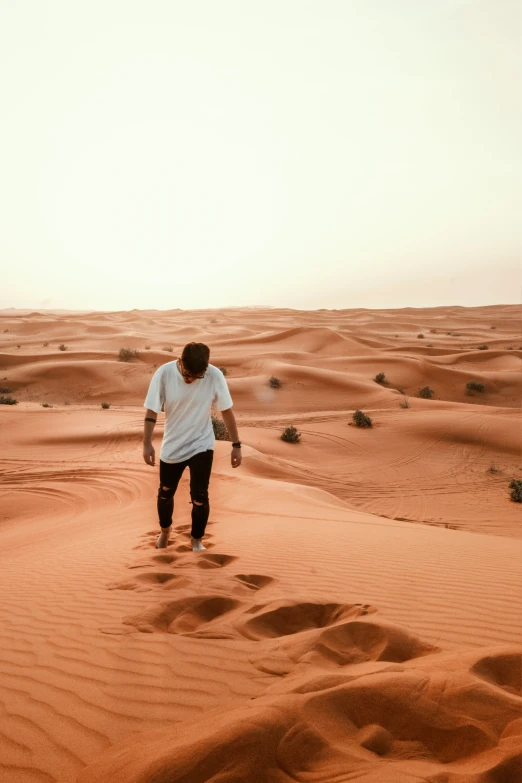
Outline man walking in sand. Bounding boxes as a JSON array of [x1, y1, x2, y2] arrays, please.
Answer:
[[142, 342, 241, 551]]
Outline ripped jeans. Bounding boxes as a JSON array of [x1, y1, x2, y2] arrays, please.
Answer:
[[157, 449, 214, 539]]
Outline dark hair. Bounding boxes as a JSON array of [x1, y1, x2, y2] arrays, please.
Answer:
[[181, 342, 210, 375]]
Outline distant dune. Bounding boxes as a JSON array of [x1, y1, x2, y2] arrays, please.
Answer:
[[0, 304, 521, 783]]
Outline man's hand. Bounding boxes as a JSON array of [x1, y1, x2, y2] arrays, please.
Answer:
[[143, 443, 155, 466], [231, 447, 242, 468]]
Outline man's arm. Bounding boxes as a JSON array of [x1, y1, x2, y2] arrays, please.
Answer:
[[221, 408, 241, 468], [143, 409, 157, 465], [220, 408, 239, 443]]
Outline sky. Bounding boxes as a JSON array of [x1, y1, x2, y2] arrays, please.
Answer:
[[1, 0, 520, 312]]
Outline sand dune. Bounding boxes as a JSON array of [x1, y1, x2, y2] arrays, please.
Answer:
[[0, 304, 521, 783]]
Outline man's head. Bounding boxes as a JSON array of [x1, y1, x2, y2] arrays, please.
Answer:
[[179, 342, 209, 381]]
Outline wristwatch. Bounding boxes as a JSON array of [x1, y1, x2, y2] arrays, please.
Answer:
[[232, 441, 241, 448]]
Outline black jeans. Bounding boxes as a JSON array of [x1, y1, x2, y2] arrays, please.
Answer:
[[157, 449, 214, 539]]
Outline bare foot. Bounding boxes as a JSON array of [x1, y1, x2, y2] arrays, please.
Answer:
[[191, 537, 206, 552], [156, 526, 171, 549]]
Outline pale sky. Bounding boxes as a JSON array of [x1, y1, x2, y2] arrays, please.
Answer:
[[1, 0, 520, 311]]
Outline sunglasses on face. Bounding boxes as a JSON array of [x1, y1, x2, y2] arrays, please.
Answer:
[[180, 362, 206, 380]]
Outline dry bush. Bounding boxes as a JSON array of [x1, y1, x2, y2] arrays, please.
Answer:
[[212, 415, 229, 440], [353, 409, 372, 427], [281, 425, 301, 442], [118, 348, 140, 361]]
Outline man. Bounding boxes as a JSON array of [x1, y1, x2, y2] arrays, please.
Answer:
[[143, 342, 241, 551]]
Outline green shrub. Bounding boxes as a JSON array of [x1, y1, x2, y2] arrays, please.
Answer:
[[418, 386, 434, 399], [41, 403, 53, 408], [269, 376, 281, 388], [211, 414, 229, 440], [59, 344, 67, 351], [281, 425, 301, 443], [477, 345, 489, 350], [353, 409, 372, 427], [101, 402, 110, 409], [417, 334, 424, 339], [509, 479, 522, 503], [374, 372, 386, 384], [466, 380, 485, 393], [219, 367, 227, 376], [118, 348, 140, 361], [0, 396, 17, 405]]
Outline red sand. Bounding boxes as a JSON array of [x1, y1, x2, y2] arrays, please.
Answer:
[[0, 304, 521, 782]]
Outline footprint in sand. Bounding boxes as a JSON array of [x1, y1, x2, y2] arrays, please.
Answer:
[[123, 595, 243, 636], [472, 651, 522, 696], [234, 574, 276, 591], [196, 553, 237, 569]]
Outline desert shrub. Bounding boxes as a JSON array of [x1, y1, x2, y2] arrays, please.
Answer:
[[162, 346, 173, 352], [400, 397, 410, 409], [3, 329, 8, 332], [101, 402, 111, 409], [374, 372, 386, 384], [477, 345, 489, 350], [145, 345, 151, 350], [0, 396, 17, 405], [59, 344, 67, 350], [43, 342, 48, 346], [466, 380, 485, 393], [211, 414, 229, 440], [0, 387, 12, 393], [507, 346, 513, 350], [16, 345, 20, 348], [219, 367, 227, 376], [118, 348, 140, 361], [487, 464, 500, 474], [41, 402, 53, 408], [353, 409, 372, 427], [418, 386, 434, 399], [429, 329, 437, 333], [394, 334, 398, 337], [281, 425, 301, 443], [452, 332, 462, 337], [269, 376, 281, 388], [509, 479, 522, 503], [427, 343, 433, 347], [490, 325, 496, 329], [417, 334, 424, 339]]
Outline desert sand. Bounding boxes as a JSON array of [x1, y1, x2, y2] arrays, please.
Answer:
[[0, 304, 521, 783]]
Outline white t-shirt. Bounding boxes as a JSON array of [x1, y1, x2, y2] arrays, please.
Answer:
[[143, 361, 233, 464]]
